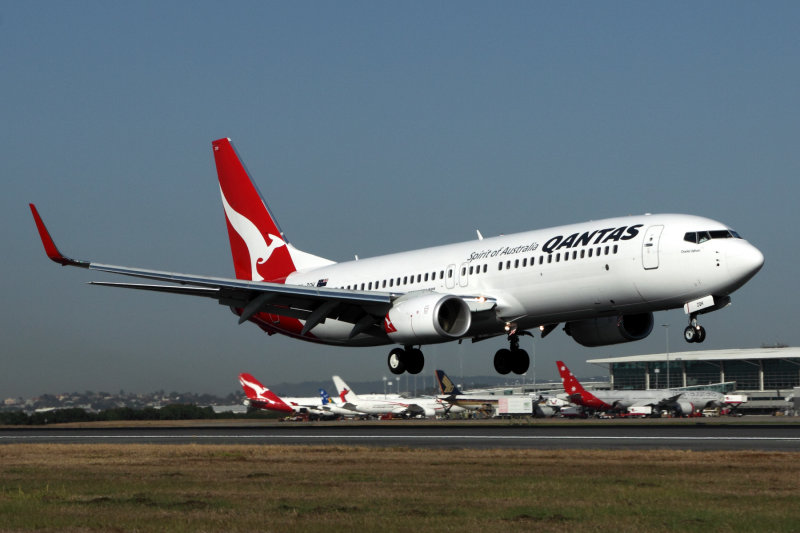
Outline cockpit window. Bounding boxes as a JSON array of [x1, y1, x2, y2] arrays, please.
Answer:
[[684, 229, 742, 244]]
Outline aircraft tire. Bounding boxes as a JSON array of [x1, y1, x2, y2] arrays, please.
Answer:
[[494, 348, 512, 375], [695, 326, 706, 343], [511, 349, 530, 375], [406, 348, 424, 375], [388, 348, 406, 375]]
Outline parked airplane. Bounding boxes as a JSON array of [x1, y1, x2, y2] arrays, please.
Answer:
[[434, 369, 537, 415], [30, 138, 764, 377], [318, 388, 360, 418], [238, 373, 337, 419], [556, 360, 725, 416], [332, 375, 449, 418]]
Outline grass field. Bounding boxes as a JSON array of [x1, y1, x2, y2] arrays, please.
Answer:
[[1, 444, 799, 532]]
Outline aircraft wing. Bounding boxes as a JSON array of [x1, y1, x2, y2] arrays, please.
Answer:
[[651, 394, 684, 409], [30, 204, 393, 338]]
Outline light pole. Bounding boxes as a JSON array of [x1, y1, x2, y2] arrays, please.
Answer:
[[662, 324, 670, 389], [383, 376, 387, 398]]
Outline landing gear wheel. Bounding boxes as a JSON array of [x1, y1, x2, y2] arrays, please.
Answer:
[[388, 348, 406, 375], [511, 349, 530, 375], [684, 326, 697, 343], [695, 326, 706, 343], [494, 349, 512, 375], [406, 348, 424, 375]]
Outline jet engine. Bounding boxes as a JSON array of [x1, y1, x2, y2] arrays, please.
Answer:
[[670, 400, 695, 416], [384, 293, 471, 344], [564, 313, 654, 347]]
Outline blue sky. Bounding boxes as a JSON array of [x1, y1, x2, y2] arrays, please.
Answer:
[[3, 2, 799, 398]]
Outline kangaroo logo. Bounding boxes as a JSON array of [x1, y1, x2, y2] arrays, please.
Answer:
[[220, 188, 286, 281]]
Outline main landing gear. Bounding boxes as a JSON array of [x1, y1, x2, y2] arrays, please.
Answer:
[[388, 346, 425, 375], [493, 330, 532, 375], [385, 328, 536, 376], [683, 313, 707, 343]]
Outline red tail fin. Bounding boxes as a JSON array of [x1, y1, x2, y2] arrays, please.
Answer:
[[556, 361, 610, 410], [556, 361, 586, 395], [213, 139, 296, 283], [238, 373, 293, 413]]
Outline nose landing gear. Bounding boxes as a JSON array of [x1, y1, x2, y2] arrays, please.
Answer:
[[683, 314, 706, 343]]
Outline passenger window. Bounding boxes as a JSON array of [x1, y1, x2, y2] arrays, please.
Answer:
[[498, 262, 503, 271], [547, 254, 552, 264], [613, 245, 618, 254], [514, 259, 519, 268], [580, 250, 585, 259], [483, 264, 488, 273]]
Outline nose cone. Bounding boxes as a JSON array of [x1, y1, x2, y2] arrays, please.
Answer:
[[727, 242, 764, 286]]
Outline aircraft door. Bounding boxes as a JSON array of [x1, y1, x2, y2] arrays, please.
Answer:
[[642, 225, 664, 270], [445, 264, 456, 289], [458, 262, 469, 287]]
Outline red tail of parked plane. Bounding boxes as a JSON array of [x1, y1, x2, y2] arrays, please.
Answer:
[[238, 372, 293, 413], [556, 361, 613, 411]]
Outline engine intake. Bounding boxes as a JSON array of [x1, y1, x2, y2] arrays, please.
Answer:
[[385, 293, 471, 344], [565, 313, 654, 347]]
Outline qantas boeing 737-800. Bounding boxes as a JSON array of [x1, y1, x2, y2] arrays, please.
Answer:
[[30, 138, 764, 376]]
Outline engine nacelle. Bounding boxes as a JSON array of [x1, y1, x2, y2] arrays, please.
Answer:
[[671, 400, 695, 416], [565, 313, 654, 347], [384, 293, 471, 344]]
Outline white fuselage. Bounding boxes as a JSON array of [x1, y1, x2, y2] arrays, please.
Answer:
[[282, 213, 763, 345]]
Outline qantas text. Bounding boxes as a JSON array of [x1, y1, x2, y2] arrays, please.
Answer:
[[541, 224, 643, 254]]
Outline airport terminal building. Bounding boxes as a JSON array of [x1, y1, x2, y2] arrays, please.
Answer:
[[587, 347, 800, 414]]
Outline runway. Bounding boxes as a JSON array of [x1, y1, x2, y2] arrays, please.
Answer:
[[2, 421, 799, 451]]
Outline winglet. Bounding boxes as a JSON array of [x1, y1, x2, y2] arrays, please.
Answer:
[[29, 204, 89, 268]]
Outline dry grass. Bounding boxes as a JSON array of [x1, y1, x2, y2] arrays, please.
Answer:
[[1, 445, 798, 532]]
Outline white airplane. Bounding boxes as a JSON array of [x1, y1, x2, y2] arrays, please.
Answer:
[[434, 369, 533, 415], [332, 375, 450, 418], [556, 360, 725, 416], [239, 373, 338, 419], [30, 138, 764, 377]]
